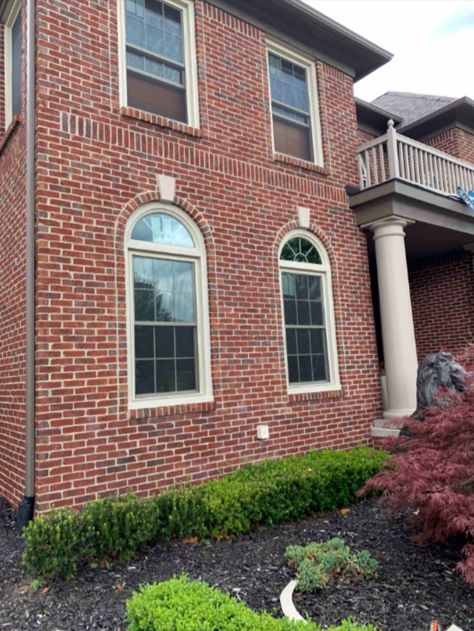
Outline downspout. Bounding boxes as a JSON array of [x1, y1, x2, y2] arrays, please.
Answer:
[[16, 0, 36, 531]]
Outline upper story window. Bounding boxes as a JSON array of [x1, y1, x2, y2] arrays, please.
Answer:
[[279, 232, 339, 393], [119, 0, 199, 128], [126, 203, 212, 409], [267, 40, 323, 165], [3, 1, 22, 129]]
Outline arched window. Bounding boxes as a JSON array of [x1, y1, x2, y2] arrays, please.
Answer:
[[126, 203, 212, 408], [279, 231, 340, 392]]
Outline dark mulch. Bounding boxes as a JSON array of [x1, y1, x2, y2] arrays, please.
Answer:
[[0, 496, 472, 630]]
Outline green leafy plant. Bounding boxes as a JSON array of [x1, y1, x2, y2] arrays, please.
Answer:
[[23, 447, 386, 579], [126, 575, 379, 631], [286, 537, 379, 593]]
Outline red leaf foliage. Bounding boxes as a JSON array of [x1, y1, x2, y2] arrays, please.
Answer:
[[363, 345, 474, 586]]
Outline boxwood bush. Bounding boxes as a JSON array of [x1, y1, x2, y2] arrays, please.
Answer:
[[126, 576, 379, 631], [22, 447, 386, 579]]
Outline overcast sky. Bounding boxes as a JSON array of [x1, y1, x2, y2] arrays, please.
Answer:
[[303, 0, 474, 102]]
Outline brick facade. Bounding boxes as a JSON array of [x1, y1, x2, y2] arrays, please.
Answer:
[[1, 0, 472, 514], [0, 15, 27, 507], [409, 251, 474, 361], [25, 0, 383, 513]]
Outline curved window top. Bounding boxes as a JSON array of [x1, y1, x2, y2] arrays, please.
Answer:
[[280, 236, 321, 264], [131, 212, 194, 248]]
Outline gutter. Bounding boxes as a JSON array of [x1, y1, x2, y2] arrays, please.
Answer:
[[16, 0, 36, 531]]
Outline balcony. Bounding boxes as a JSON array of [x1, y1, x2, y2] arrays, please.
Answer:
[[356, 120, 474, 198]]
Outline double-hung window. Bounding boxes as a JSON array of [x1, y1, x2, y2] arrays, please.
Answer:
[[127, 203, 212, 408], [280, 232, 339, 393], [3, 1, 22, 129], [120, 0, 199, 127], [267, 40, 323, 165]]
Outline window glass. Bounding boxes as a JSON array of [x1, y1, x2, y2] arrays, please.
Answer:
[[282, 271, 328, 384], [125, 0, 187, 121], [268, 51, 315, 162], [133, 254, 198, 395], [11, 10, 22, 118], [131, 213, 194, 247]]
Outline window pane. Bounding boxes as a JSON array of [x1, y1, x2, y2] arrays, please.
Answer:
[[127, 70, 187, 122], [176, 359, 196, 390], [297, 300, 310, 325], [133, 256, 154, 288], [297, 329, 310, 355], [273, 116, 312, 162], [295, 275, 308, 299], [11, 10, 22, 117], [131, 213, 194, 247], [310, 301, 323, 326], [155, 326, 174, 358], [308, 276, 321, 299], [136, 360, 155, 394], [176, 327, 195, 357], [298, 355, 312, 382], [127, 15, 146, 47], [286, 328, 297, 355], [156, 359, 175, 392], [284, 299, 297, 325], [310, 329, 324, 354], [287, 356, 299, 383], [135, 325, 154, 358], [312, 355, 328, 381], [282, 272, 296, 298], [135, 289, 154, 321]]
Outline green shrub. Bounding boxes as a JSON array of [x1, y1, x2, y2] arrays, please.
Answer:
[[23, 447, 386, 579], [22, 508, 87, 579], [286, 538, 379, 593], [126, 576, 379, 631]]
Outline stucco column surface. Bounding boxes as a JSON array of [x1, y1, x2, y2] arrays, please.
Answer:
[[370, 217, 418, 419]]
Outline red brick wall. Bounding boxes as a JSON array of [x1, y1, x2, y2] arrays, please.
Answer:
[[424, 127, 474, 164], [26, 0, 383, 512], [409, 251, 474, 361], [357, 128, 376, 145], [0, 14, 27, 507]]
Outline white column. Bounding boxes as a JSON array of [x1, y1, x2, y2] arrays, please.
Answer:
[[369, 217, 418, 419]]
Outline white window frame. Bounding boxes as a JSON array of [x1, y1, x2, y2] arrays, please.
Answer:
[[3, 0, 21, 130], [125, 202, 212, 409], [266, 38, 323, 166], [279, 230, 340, 394], [117, 0, 200, 129]]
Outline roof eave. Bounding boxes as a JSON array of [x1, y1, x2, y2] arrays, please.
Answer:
[[399, 97, 474, 138], [207, 0, 393, 81]]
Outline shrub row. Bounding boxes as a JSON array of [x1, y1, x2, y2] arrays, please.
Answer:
[[126, 576, 379, 631], [23, 447, 386, 578]]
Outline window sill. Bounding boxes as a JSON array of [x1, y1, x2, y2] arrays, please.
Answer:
[[288, 385, 343, 403], [273, 152, 328, 175], [120, 106, 201, 138], [129, 396, 215, 420], [0, 114, 22, 156]]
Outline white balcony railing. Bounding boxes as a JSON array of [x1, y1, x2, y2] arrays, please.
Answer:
[[357, 120, 474, 197]]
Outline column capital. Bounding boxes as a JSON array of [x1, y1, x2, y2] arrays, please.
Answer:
[[362, 216, 415, 240]]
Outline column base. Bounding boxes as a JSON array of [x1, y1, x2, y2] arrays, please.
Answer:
[[371, 418, 403, 438], [383, 408, 415, 420]]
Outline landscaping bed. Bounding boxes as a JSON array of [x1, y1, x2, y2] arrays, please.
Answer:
[[0, 496, 472, 630]]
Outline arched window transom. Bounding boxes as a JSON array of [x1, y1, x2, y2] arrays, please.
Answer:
[[127, 203, 212, 408], [279, 230, 340, 392]]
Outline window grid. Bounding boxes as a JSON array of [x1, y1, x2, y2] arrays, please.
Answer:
[[126, 0, 185, 89], [282, 271, 329, 385]]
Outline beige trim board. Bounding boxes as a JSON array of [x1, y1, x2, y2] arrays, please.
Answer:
[[350, 179, 474, 236]]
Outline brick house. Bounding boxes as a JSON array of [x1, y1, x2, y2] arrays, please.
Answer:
[[0, 0, 472, 523]]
